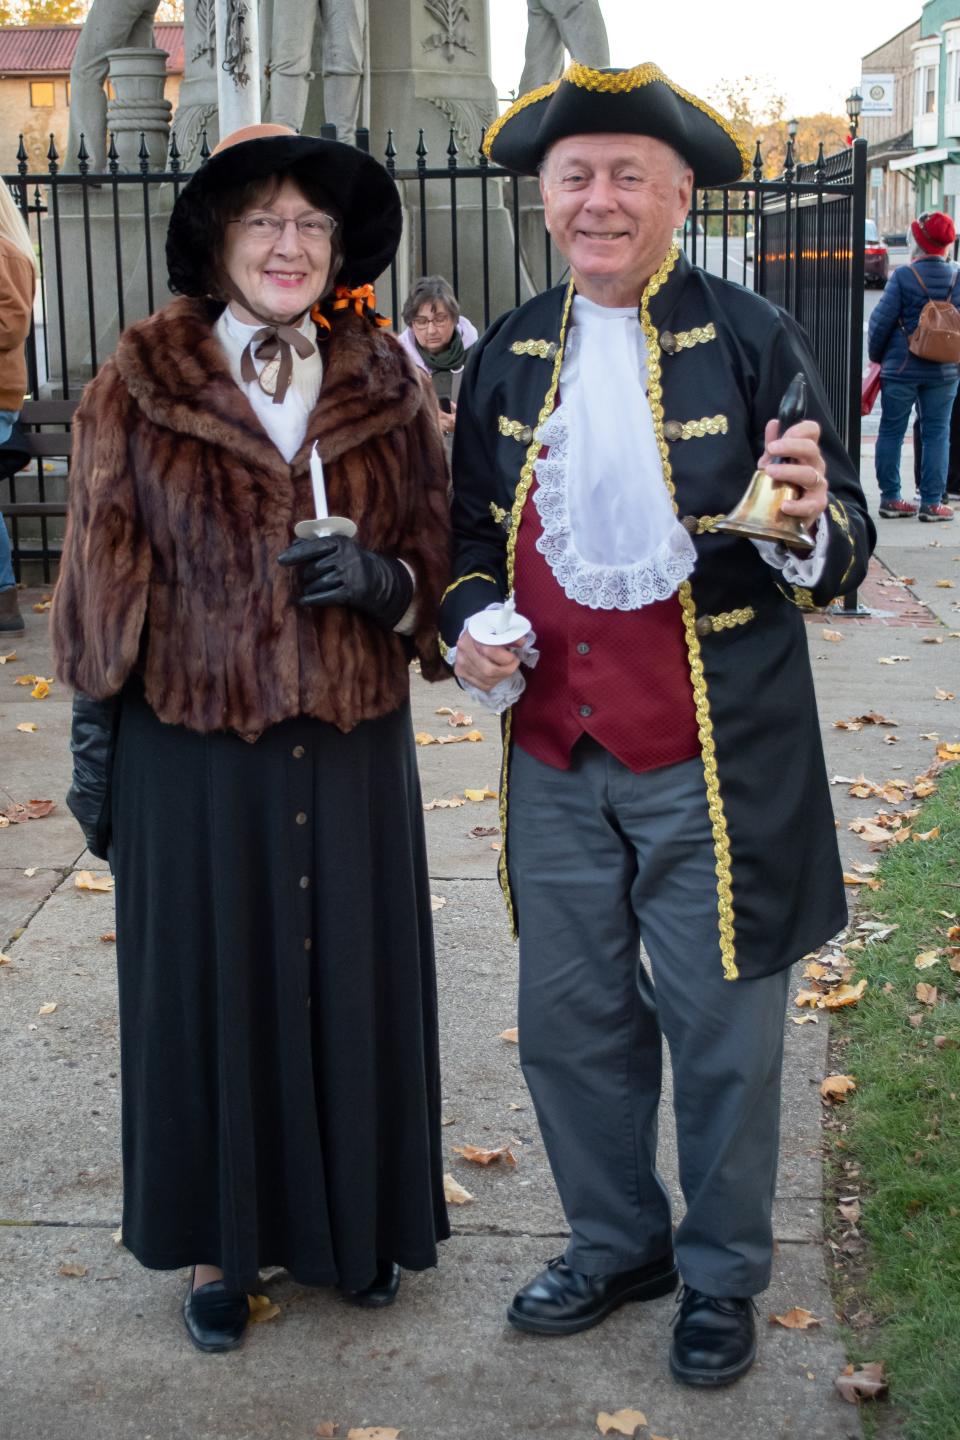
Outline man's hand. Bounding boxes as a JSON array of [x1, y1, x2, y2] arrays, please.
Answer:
[[454, 627, 529, 691], [757, 417, 829, 527]]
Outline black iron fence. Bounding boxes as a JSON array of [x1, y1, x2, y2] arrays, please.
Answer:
[[2, 127, 867, 579]]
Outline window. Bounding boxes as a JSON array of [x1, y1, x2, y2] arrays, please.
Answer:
[[924, 64, 937, 114], [29, 81, 54, 108], [65, 80, 70, 105]]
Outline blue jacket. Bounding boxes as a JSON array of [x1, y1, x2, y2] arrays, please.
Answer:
[[868, 256, 960, 381]]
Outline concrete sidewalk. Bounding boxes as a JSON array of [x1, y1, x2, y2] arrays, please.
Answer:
[[1, 446, 956, 1440]]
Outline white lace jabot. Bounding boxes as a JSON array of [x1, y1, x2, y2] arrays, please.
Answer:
[[532, 294, 696, 610]]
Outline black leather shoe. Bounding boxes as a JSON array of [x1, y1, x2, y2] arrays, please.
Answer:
[[182, 1268, 249, 1353], [507, 1253, 678, 1335], [669, 1285, 757, 1386], [342, 1259, 401, 1308]]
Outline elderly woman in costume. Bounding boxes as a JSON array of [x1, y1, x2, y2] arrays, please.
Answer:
[[51, 124, 451, 1352], [398, 276, 478, 444]]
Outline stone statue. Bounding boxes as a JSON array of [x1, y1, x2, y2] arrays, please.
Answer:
[[517, 0, 609, 95], [265, 0, 367, 142], [66, 0, 162, 171]]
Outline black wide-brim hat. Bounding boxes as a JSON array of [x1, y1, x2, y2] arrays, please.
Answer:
[[166, 124, 402, 296], [484, 62, 750, 188]]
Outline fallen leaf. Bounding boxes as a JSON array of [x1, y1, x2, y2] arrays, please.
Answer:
[[430, 895, 446, 912], [821, 1074, 857, 1102], [834, 1361, 888, 1403], [74, 871, 114, 893], [314, 1425, 339, 1438], [908, 1012, 924, 1029], [422, 796, 466, 810], [16, 722, 37, 733], [99, 931, 116, 943], [822, 980, 869, 1009], [596, 1412, 648, 1437], [37, 1002, 57, 1016], [791, 1014, 819, 1025], [922, 636, 944, 644], [2, 799, 55, 823], [452, 1142, 517, 1168], [770, 1307, 822, 1329], [30, 679, 51, 700], [914, 827, 941, 843], [414, 731, 437, 746], [803, 961, 828, 979], [499, 1027, 518, 1043], [843, 872, 881, 890], [464, 788, 491, 802], [13, 673, 37, 685], [838, 1198, 861, 1223], [32, 599, 51, 612], [111, 1227, 123, 1246], [848, 820, 893, 844], [934, 689, 955, 701], [446, 711, 473, 727], [247, 1293, 280, 1323], [469, 825, 499, 838], [937, 741, 960, 760], [914, 779, 938, 798], [58, 1264, 87, 1278], [821, 629, 844, 643], [883, 734, 900, 744], [346, 1429, 400, 1440], [916, 983, 938, 1006], [935, 579, 956, 589], [915, 950, 941, 969], [442, 1173, 473, 1205], [949, 927, 960, 942], [0, 650, 16, 664], [795, 989, 822, 1008], [878, 655, 910, 664], [0, 953, 10, 966]]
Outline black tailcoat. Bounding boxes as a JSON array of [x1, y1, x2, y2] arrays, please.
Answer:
[[440, 249, 875, 981]]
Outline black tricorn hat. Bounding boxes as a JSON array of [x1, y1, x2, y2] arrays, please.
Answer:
[[166, 124, 402, 296], [483, 62, 750, 187]]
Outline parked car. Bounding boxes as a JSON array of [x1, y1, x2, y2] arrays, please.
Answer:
[[864, 219, 889, 287], [745, 228, 755, 261]]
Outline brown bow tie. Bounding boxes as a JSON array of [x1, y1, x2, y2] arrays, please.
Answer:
[[239, 322, 316, 404]]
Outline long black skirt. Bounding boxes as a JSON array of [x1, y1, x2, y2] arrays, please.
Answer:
[[111, 686, 449, 1293]]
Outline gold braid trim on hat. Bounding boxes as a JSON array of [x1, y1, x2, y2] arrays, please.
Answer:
[[640, 242, 739, 981], [482, 79, 560, 157], [494, 60, 752, 180]]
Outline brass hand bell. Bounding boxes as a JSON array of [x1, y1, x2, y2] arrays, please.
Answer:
[[713, 372, 815, 552]]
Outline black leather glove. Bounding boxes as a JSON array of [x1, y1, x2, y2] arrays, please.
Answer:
[[67, 692, 120, 862], [277, 535, 414, 630]]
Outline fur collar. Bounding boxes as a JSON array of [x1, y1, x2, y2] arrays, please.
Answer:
[[113, 296, 423, 477]]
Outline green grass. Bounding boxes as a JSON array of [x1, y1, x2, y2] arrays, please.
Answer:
[[825, 761, 960, 1438]]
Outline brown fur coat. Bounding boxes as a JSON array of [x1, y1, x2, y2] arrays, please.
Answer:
[[52, 298, 451, 735]]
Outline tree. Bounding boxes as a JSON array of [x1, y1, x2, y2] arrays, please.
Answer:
[[707, 76, 849, 178], [0, 0, 88, 20]]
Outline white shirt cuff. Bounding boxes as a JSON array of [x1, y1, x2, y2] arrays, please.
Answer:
[[752, 510, 828, 586], [446, 609, 539, 715], [393, 559, 418, 636]]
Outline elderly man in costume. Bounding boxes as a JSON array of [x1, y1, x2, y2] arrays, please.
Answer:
[[440, 63, 873, 1387]]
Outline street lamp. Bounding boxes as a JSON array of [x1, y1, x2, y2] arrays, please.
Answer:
[[787, 117, 798, 141], [846, 88, 863, 139]]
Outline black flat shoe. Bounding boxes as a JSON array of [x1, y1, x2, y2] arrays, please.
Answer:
[[669, 1285, 757, 1387], [507, 1253, 678, 1335], [182, 1268, 249, 1353], [342, 1259, 401, 1308]]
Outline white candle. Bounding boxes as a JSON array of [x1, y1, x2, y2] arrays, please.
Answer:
[[495, 594, 516, 634], [309, 443, 328, 521]]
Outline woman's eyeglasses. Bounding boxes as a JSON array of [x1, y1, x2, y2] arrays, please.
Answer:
[[411, 313, 452, 331], [231, 213, 337, 242]]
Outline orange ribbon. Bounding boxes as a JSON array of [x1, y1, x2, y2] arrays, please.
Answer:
[[313, 283, 392, 329]]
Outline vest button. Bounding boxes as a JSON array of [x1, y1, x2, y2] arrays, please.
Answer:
[[299, 875, 310, 889], [660, 330, 677, 353], [576, 641, 590, 655], [695, 616, 714, 636], [292, 745, 305, 758], [664, 420, 683, 441], [579, 704, 593, 718], [680, 515, 698, 534], [296, 811, 307, 825]]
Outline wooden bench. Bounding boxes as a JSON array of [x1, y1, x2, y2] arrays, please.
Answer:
[[0, 398, 77, 521]]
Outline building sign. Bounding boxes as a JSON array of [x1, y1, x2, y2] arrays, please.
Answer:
[[860, 75, 894, 117], [871, 167, 884, 188]]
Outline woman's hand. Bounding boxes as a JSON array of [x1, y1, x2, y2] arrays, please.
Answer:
[[454, 628, 528, 691], [757, 417, 830, 527], [278, 535, 413, 629], [438, 400, 457, 436]]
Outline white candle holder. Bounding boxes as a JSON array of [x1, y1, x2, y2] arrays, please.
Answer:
[[466, 594, 531, 647]]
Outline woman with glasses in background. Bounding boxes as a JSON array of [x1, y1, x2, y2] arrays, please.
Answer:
[[398, 275, 478, 452], [52, 124, 451, 1352]]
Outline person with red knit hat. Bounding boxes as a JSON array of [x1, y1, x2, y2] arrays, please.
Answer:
[[868, 209, 959, 521]]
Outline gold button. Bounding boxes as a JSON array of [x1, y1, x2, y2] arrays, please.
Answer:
[[664, 420, 682, 441], [521, 426, 533, 443], [659, 331, 677, 353], [299, 875, 310, 889], [296, 811, 307, 825], [292, 745, 305, 759], [680, 515, 698, 534], [304, 937, 312, 951], [695, 616, 714, 636]]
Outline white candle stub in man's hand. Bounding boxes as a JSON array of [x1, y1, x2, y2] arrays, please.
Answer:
[[466, 594, 531, 647]]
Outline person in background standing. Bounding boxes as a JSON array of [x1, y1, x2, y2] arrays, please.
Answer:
[[868, 210, 958, 522], [397, 276, 478, 451], [0, 179, 37, 636]]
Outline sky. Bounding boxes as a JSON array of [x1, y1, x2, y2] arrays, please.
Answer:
[[488, 0, 921, 118]]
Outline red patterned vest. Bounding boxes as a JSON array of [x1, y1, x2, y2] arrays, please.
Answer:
[[511, 471, 700, 774]]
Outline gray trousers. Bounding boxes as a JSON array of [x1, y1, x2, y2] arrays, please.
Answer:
[[507, 740, 791, 1298]]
